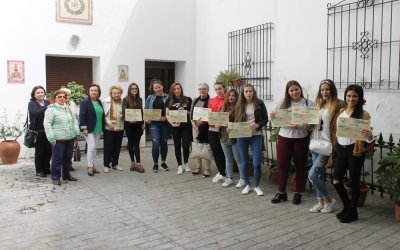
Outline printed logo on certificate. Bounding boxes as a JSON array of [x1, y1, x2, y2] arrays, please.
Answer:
[[168, 110, 188, 123], [291, 106, 320, 125], [228, 122, 252, 138], [192, 107, 211, 121], [208, 112, 229, 126], [271, 109, 292, 127], [336, 117, 371, 141], [143, 109, 162, 121], [125, 109, 142, 122]]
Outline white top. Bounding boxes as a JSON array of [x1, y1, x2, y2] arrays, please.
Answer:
[[277, 98, 315, 139], [245, 103, 262, 136], [312, 107, 331, 142]]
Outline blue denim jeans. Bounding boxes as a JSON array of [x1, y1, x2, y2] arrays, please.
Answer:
[[308, 152, 329, 198], [237, 135, 262, 187], [51, 139, 74, 181], [149, 122, 169, 163], [221, 143, 241, 179]]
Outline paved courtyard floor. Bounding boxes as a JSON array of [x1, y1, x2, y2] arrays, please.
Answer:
[[0, 145, 399, 250]]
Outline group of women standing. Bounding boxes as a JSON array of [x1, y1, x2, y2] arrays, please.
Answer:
[[269, 80, 373, 224], [28, 78, 374, 224]]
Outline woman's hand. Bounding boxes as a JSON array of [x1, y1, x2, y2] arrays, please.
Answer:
[[172, 122, 180, 127], [83, 129, 88, 136], [160, 116, 167, 122], [50, 140, 56, 145], [270, 111, 276, 119], [361, 129, 373, 140], [250, 123, 259, 132]]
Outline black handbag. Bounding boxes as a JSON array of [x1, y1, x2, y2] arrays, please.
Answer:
[[73, 142, 81, 162], [23, 112, 37, 148]]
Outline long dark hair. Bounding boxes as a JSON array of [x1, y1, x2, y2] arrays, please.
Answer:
[[30, 85, 46, 101], [344, 84, 364, 119], [280, 80, 304, 109], [221, 89, 239, 121], [126, 82, 142, 105], [235, 84, 258, 122], [168, 82, 186, 108]]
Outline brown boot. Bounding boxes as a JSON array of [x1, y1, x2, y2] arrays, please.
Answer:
[[133, 163, 145, 173]]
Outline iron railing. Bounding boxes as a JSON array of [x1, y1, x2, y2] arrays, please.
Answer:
[[228, 23, 273, 99], [263, 122, 399, 198], [326, 0, 400, 90]]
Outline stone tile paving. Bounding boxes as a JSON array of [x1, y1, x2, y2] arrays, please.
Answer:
[[0, 146, 399, 249]]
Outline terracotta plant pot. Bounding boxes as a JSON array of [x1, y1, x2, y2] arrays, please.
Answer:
[[395, 204, 400, 222], [0, 140, 21, 164], [344, 183, 369, 207], [233, 160, 254, 176]]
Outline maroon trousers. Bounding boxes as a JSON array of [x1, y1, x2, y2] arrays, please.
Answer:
[[277, 135, 309, 193]]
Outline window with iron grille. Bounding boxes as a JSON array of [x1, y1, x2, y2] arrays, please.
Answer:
[[326, 0, 400, 90], [228, 23, 273, 99]]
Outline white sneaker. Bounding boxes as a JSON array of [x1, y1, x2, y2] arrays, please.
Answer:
[[254, 186, 264, 196], [308, 203, 324, 213], [236, 179, 245, 188], [184, 163, 191, 172], [177, 165, 184, 175], [321, 199, 336, 213], [222, 178, 233, 187], [242, 185, 251, 195], [103, 167, 110, 173], [112, 165, 123, 171], [212, 173, 222, 183]]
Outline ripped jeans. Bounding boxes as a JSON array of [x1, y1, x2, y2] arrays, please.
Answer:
[[308, 152, 329, 198]]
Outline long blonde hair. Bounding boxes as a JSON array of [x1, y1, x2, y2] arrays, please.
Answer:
[[315, 79, 340, 119]]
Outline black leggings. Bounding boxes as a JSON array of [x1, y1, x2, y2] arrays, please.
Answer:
[[333, 143, 365, 209], [170, 124, 192, 165], [208, 130, 226, 176], [124, 122, 143, 163]]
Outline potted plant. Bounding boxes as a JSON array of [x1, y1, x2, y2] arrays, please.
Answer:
[[0, 110, 24, 164], [64, 81, 87, 105], [376, 148, 400, 221], [216, 70, 242, 87], [46, 91, 54, 104]]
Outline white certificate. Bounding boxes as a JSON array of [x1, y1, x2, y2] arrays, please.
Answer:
[[208, 112, 229, 126], [291, 106, 320, 125], [125, 109, 142, 122], [168, 110, 188, 123], [336, 117, 371, 141], [271, 109, 292, 127], [192, 107, 211, 121], [143, 109, 162, 121], [228, 122, 252, 138]]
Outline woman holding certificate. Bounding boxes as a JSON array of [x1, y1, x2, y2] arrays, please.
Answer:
[[190, 83, 211, 177], [102, 86, 124, 173], [235, 84, 268, 195], [270, 80, 314, 204], [122, 83, 145, 173], [208, 82, 227, 183], [220, 89, 244, 188], [145, 78, 169, 173], [166, 83, 193, 174], [332, 84, 373, 223], [79, 84, 104, 176], [308, 79, 346, 213]]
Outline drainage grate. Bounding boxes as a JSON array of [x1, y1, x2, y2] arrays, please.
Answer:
[[17, 206, 39, 214]]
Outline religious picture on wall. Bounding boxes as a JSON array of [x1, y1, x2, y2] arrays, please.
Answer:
[[7, 60, 24, 83], [118, 65, 128, 82], [56, 0, 93, 25]]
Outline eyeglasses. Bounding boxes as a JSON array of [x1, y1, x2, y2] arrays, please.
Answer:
[[56, 96, 66, 99]]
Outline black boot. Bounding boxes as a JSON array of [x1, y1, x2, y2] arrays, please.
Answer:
[[340, 207, 358, 223], [334, 183, 350, 220]]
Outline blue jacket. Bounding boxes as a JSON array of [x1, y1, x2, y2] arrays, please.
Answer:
[[145, 93, 169, 109], [79, 97, 105, 132]]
